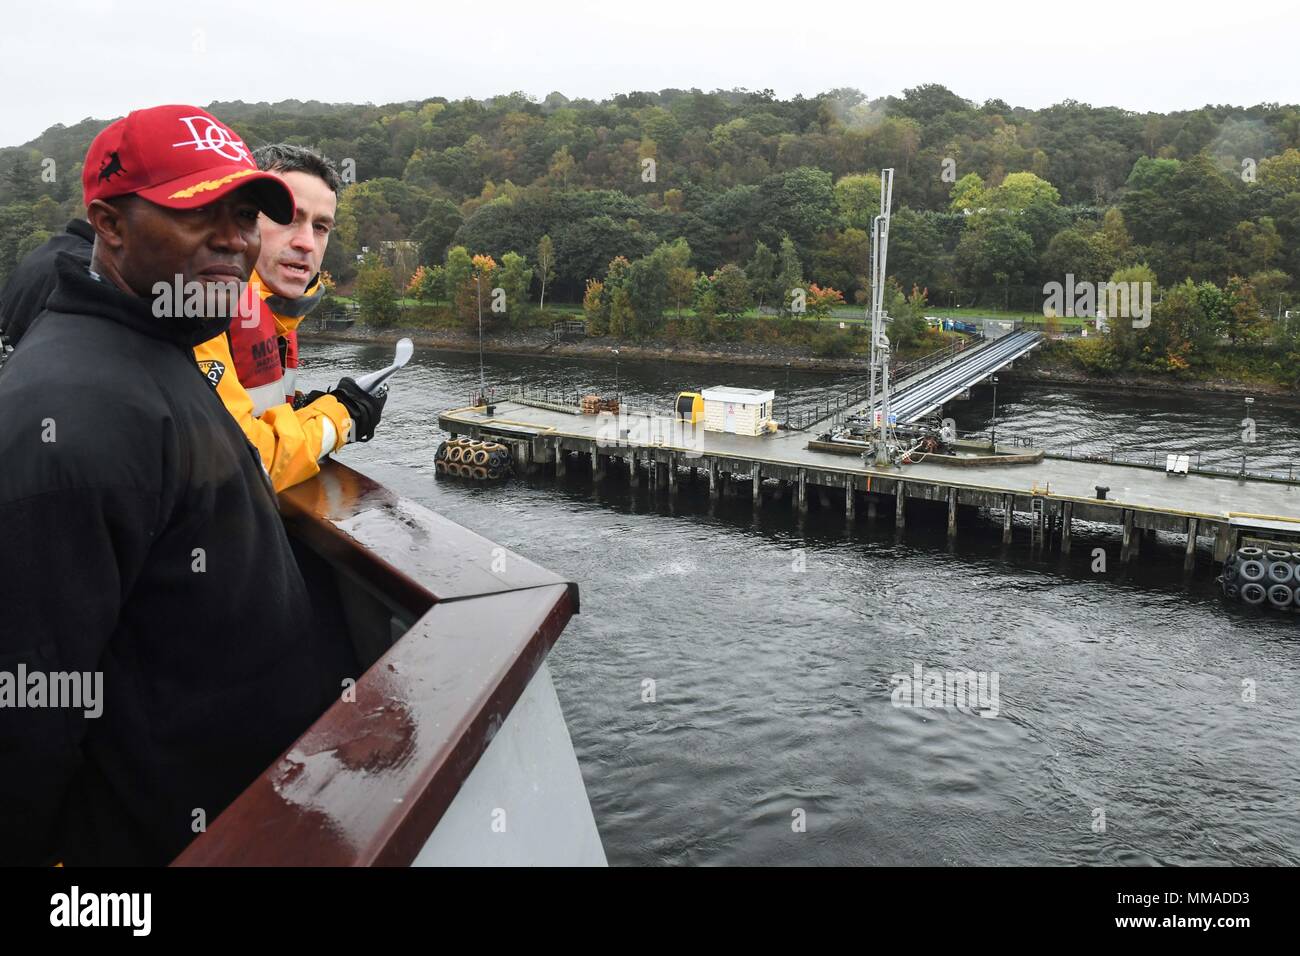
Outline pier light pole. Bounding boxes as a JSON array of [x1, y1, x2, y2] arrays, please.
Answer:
[[1242, 396, 1254, 476], [991, 375, 999, 451], [475, 273, 485, 404], [610, 348, 620, 396]]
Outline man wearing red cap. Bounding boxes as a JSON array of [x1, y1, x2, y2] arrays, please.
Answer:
[[0, 105, 357, 866], [0, 140, 385, 493]]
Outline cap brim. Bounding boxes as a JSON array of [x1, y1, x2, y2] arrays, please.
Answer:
[[137, 166, 296, 224]]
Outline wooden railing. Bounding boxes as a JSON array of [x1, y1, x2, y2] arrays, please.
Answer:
[[171, 461, 579, 866]]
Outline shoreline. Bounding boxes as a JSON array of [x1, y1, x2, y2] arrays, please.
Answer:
[[301, 326, 1300, 403]]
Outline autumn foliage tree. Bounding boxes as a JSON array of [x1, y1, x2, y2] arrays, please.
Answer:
[[806, 283, 844, 322]]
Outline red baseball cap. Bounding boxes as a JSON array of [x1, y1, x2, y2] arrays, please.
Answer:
[[82, 104, 295, 224]]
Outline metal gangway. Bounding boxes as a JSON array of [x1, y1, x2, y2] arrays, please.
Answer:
[[814, 326, 1042, 431], [883, 327, 1042, 423]]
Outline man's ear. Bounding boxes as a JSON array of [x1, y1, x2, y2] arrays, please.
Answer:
[[86, 198, 128, 252]]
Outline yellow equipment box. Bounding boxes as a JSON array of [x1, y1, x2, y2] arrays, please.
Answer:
[[675, 391, 704, 423]]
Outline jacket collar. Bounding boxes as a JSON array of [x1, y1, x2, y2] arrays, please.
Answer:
[[251, 270, 325, 335], [45, 253, 233, 349]]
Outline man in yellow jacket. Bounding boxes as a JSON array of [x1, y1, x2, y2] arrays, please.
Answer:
[[194, 144, 385, 492]]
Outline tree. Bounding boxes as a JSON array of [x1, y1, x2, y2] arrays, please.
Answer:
[[887, 282, 930, 351], [759, 167, 834, 253], [443, 245, 474, 326], [712, 264, 751, 319], [775, 235, 804, 315], [1223, 275, 1268, 344], [356, 254, 399, 328], [609, 285, 633, 337], [583, 279, 607, 335], [746, 240, 778, 313], [411, 198, 462, 267], [955, 218, 1035, 294], [497, 251, 533, 325], [625, 250, 670, 338], [406, 264, 444, 301], [1104, 263, 1159, 365], [806, 283, 844, 322], [667, 263, 697, 320], [832, 172, 882, 231], [536, 234, 556, 310], [949, 172, 988, 214], [470, 254, 499, 327], [548, 147, 576, 188]]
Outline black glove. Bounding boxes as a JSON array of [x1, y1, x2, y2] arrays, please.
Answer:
[[292, 388, 326, 410], [330, 376, 387, 443]]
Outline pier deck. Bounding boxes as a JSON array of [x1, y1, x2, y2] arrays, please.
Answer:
[[439, 399, 1300, 565]]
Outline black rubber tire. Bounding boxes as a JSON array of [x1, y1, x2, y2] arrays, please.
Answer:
[[472, 449, 490, 466], [1238, 560, 1267, 583], [1241, 582, 1267, 606], [471, 465, 489, 480], [1237, 547, 1264, 559], [1269, 561, 1295, 584], [1267, 548, 1292, 561], [487, 467, 502, 480], [1268, 584, 1293, 608], [435, 442, 448, 461], [435, 460, 446, 475], [1225, 583, 1241, 600]]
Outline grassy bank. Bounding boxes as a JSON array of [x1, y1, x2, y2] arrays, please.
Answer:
[[1018, 337, 1300, 397]]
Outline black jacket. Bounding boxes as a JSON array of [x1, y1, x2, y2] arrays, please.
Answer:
[[0, 219, 94, 347], [0, 254, 357, 865]]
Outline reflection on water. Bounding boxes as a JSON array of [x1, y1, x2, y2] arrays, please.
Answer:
[[304, 339, 1300, 866]]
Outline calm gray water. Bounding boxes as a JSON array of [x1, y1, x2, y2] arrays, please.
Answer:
[[307, 339, 1300, 866]]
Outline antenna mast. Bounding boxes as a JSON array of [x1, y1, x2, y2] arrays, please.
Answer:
[[870, 168, 895, 465]]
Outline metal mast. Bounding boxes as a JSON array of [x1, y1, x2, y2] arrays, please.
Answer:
[[870, 168, 895, 465]]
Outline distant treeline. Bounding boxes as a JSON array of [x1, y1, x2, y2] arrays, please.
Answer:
[[3, 86, 1299, 337]]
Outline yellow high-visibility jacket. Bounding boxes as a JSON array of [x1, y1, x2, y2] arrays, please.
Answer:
[[192, 272, 351, 493]]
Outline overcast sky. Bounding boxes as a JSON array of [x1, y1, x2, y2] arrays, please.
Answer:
[[2, 0, 1296, 148]]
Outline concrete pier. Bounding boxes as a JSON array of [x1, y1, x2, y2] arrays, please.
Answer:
[[440, 399, 1300, 570]]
